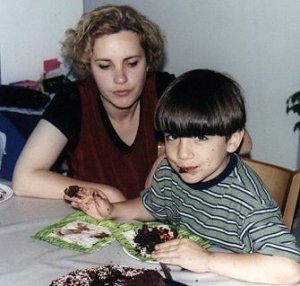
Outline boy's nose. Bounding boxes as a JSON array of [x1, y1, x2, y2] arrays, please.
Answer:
[[177, 139, 194, 160]]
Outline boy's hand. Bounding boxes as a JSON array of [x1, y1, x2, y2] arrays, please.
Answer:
[[64, 187, 113, 220], [152, 238, 211, 273]]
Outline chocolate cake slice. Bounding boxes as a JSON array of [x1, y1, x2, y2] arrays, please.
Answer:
[[91, 266, 165, 286], [50, 265, 165, 286], [133, 224, 178, 255]]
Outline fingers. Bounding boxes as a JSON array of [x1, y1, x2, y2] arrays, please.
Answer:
[[152, 246, 180, 265], [94, 193, 113, 218], [152, 238, 207, 270], [64, 186, 113, 219], [92, 191, 107, 201], [64, 189, 94, 210], [68, 196, 93, 211], [77, 187, 92, 197], [152, 238, 200, 259], [155, 237, 185, 250], [64, 187, 105, 202], [64, 194, 82, 205], [152, 238, 183, 262]]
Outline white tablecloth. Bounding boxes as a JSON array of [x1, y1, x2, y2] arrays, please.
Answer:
[[0, 189, 297, 286]]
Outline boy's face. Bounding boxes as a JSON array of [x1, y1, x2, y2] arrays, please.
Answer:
[[164, 132, 243, 184]]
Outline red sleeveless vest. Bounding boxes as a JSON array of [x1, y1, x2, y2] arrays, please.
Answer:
[[70, 75, 159, 199]]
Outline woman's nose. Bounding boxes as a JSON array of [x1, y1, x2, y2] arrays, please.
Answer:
[[114, 68, 127, 84], [177, 139, 194, 160]]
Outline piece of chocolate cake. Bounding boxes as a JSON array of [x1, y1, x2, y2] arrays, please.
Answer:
[[50, 265, 165, 286], [64, 185, 82, 198], [91, 266, 165, 286], [133, 224, 178, 255]]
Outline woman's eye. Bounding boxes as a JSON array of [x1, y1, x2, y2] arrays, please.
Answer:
[[99, 64, 110, 70], [127, 60, 138, 68]]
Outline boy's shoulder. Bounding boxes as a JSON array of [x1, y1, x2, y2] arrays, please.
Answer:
[[154, 157, 182, 184], [157, 156, 172, 170], [225, 155, 276, 208]]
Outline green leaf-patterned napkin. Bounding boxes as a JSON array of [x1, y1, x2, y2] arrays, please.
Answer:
[[32, 211, 119, 253]]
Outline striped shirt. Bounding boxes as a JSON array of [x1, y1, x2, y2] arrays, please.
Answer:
[[141, 154, 300, 262]]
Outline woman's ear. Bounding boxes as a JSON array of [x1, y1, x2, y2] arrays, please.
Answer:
[[226, 129, 245, 153]]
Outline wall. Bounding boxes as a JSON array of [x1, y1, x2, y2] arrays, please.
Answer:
[[85, 0, 300, 170], [0, 0, 83, 84]]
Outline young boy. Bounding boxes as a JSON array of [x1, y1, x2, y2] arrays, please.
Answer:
[[66, 69, 300, 284]]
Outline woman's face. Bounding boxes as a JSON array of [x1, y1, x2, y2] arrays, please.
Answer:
[[90, 31, 147, 111]]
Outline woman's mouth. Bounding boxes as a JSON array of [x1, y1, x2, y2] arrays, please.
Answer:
[[114, 89, 130, 97]]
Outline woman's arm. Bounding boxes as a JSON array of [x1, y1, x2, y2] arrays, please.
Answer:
[[153, 238, 300, 284], [12, 119, 125, 201]]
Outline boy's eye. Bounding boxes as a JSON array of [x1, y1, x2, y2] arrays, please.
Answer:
[[165, 134, 178, 141], [195, 135, 207, 141]]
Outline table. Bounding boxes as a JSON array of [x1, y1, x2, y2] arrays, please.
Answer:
[[0, 185, 297, 286]]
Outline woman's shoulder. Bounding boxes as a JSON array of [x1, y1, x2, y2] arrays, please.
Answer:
[[43, 81, 81, 118], [42, 80, 82, 147]]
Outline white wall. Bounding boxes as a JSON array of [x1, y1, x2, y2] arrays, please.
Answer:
[[0, 0, 83, 84], [85, 0, 300, 170]]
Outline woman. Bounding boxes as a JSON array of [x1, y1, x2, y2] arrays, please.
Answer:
[[12, 5, 252, 200]]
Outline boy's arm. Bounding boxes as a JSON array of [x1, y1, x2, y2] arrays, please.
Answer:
[[153, 238, 300, 284], [66, 189, 154, 222], [206, 251, 300, 284], [108, 197, 155, 221]]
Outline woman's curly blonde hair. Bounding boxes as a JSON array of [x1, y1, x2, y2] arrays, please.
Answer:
[[62, 5, 165, 79]]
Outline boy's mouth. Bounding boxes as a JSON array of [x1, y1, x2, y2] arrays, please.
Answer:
[[179, 166, 197, 173]]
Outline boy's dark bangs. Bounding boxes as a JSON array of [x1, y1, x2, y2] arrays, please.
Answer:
[[156, 104, 220, 137], [155, 69, 246, 137]]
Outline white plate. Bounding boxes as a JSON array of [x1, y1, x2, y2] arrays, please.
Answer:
[[114, 222, 210, 263], [122, 246, 158, 264], [119, 224, 175, 263], [0, 183, 13, 203]]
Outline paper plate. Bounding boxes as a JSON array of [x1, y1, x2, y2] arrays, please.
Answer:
[[112, 222, 210, 263], [123, 246, 158, 264], [0, 183, 13, 203]]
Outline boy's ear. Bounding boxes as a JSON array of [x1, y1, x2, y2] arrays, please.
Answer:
[[226, 129, 245, 153]]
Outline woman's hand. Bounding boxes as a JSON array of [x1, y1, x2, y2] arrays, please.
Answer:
[[152, 238, 211, 273], [64, 187, 113, 220]]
